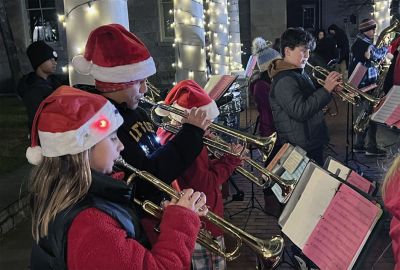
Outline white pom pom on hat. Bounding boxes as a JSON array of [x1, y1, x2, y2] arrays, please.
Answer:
[[26, 146, 43, 165], [71, 55, 93, 75]]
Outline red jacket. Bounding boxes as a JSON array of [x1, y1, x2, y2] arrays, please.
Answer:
[[67, 205, 200, 270], [156, 128, 242, 237], [383, 174, 400, 270]]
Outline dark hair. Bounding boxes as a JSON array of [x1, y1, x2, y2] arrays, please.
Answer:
[[316, 29, 326, 39], [327, 24, 339, 32], [280, 27, 315, 57]]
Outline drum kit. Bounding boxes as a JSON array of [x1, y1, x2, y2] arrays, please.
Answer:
[[217, 82, 247, 129]]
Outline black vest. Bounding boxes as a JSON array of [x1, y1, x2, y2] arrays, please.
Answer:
[[30, 170, 149, 269]]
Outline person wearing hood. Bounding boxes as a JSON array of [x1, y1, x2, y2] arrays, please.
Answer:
[[17, 41, 62, 133], [328, 24, 350, 78], [268, 27, 342, 166], [382, 155, 400, 269]]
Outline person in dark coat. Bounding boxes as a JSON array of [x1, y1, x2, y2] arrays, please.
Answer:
[[328, 24, 350, 78], [349, 18, 388, 156], [268, 27, 342, 165], [17, 41, 61, 132], [313, 29, 338, 66]]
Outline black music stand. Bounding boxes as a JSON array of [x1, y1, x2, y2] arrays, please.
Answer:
[[345, 102, 370, 171], [227, 116, 279, 229]]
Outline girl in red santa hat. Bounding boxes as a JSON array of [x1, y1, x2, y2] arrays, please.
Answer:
[[382, 155, 400, 270], [27, 85, 208, 270], [156, 79, 248, 270]]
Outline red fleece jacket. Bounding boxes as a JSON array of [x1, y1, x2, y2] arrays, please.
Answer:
[[67, 205, 200, 270], [156, 129, 242, 237], [383, 172, 400, 270]]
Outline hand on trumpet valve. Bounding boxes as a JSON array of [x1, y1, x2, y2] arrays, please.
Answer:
[[164, 188, 209, 217], [181, 108, 212, 131], [323, 71, 343, 93]]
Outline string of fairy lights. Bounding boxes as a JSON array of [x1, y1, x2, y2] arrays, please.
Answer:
[[170, 0, 243, 85], [58, 0, 100, 74], [371, 0, 392, 34], [57, 0, 243, 85]]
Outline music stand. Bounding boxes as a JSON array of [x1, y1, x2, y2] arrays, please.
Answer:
[[345, 102, 370, 171], [345, 64, 370, 170]]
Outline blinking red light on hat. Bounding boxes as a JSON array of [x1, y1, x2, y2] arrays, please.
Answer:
[[92, 118, 110, 132]]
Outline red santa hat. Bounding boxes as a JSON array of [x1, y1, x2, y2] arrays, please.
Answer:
[[72, 24, 156, 92], [156, 79, 219, 122], [26, 85, 124, 165]]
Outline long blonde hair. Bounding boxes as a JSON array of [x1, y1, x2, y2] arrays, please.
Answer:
[[381, 155, 400, 201], [29, 151, 92, 241]]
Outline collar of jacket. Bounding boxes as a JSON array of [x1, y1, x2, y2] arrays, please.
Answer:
[[90, 170, 134, 204], [356, 33, 373, 44], [268, 58, 303, 78]]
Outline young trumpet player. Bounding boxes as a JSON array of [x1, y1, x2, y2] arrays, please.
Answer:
[[26, 86, 208, 269], [72, 24, 210, 211], [268, 27, 342, 166], [156, 80, 247, 270]]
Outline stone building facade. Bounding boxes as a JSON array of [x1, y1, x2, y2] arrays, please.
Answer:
[[0, 0, 394, 94]]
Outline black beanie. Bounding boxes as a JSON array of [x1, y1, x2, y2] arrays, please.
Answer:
[[26, 41, 58, 70]]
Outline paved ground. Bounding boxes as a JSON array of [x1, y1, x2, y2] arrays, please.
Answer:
[[0, 97, 398, 269]]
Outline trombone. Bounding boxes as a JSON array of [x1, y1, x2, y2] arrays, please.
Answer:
[[157, 120, 296, 201], [306, 62, 381, 107], [141, 97, 277, 162], [115, 157, 284, 269]]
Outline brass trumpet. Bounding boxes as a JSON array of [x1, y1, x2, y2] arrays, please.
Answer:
[[141, 97, 277, 162], [158, 121, 295, 201], [115, 157, 284, 269], [306, 62, 381, 107]]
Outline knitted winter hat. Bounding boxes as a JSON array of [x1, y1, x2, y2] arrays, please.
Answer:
[[252, 37, 281, 72], [26, 85, 123, 165], [72, 23, 156, 92], [26, 41, 58, 70], [155, 79, 219, 122], [359, 19, 377, 33]]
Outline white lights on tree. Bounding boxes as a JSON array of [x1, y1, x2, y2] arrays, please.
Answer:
[[173, 0, 207, 86], [227, 0, 242, 72], [205, 0, 229, 75], [62, 0, 129, 86]]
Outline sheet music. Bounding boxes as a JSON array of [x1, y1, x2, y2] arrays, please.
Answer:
[[347, 171, 373, 194], [371, 85, 400, 125], [282, 146, 306, 174], [244, 55, 257, 78], [272, 156, 309, 203], [303, 184, 382, 270], [386, 105, 400, 127], [282, 167, 340, 249], [325, 157, 351, 180], [203, 75, 238, 100]]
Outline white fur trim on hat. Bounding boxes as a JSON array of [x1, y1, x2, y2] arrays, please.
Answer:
[[26, 146, 43, 165], [71, 55, 93, 75], [169, 100, 220, 123], [39, 101, 123, 157], [73, 56, 156, 83]]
